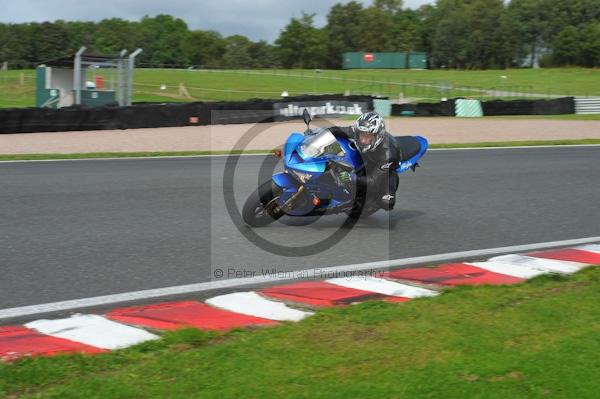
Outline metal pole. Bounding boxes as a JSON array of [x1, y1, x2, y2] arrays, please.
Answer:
[[127, 48, 143, 106], [74, 46, 86, 105], [117, 49, 127, 106]]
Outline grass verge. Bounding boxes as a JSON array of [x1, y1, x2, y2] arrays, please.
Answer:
[[429, 138, 600, 148], [1, 139, 599, 161], [1, 268, 599, 398], [485, 114, 600, 121], [0, 150, 273, 161], [2, 68, 600, 107], [344, 114, 600, 121]]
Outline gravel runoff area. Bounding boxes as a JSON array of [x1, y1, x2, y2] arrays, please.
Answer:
[[1, 118, 600, 155]]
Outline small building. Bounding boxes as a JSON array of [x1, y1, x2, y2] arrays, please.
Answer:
[[36, 47, 142, 108], [342, 52, 428, 70]]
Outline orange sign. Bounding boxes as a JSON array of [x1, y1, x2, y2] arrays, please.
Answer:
[[95, 76, 104, 89]]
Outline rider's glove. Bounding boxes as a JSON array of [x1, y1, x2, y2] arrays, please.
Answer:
[[338, 171, 351, 185]]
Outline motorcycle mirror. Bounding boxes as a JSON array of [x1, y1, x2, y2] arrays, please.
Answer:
[[302, 109, 311, 127]]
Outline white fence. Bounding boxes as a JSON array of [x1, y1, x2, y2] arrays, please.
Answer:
[[575, 97, 600, 114]]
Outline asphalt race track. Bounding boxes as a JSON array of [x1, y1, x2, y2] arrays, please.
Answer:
[[1, 146, 599, 309]]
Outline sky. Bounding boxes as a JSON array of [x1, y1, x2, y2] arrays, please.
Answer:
[[0, 0, 432, 42]]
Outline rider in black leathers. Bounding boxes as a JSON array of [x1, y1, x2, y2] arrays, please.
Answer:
[[327, 112, 402, 213]]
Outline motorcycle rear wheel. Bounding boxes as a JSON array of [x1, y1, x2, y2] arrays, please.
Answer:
[[242, 181, 284, 227], [346, 205, 379, 219]]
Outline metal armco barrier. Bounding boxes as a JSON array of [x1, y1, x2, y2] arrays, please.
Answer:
[[575, 97, 600, 114]]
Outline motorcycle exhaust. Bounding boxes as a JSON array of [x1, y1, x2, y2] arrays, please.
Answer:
[[280, 185, 306, 213]]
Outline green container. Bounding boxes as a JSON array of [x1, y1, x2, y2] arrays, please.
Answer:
[[35, 66, 59, 108], [36, 88, 60, 108], [342, 52, 426, 69], [342, 52, 363, 69], [392, 53, 407, 68], [80, 90, 116, 107], [408, 52, 427, 69]]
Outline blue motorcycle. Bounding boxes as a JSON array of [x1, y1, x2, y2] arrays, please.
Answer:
[[242, 110, 428, 227]]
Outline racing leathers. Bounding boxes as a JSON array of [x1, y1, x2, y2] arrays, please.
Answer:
[[327, 126, 401, 212]]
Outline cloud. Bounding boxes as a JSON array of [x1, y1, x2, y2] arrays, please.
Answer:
[[0, 0, 432, 42]]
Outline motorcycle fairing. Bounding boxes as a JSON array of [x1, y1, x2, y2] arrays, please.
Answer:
[[396, 136, 428, 174]]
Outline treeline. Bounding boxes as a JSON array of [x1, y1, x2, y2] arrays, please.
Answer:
[[1, 0, 599, 69]]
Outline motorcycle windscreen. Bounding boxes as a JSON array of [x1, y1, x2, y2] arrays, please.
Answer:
[[299, 130, 337, 159]]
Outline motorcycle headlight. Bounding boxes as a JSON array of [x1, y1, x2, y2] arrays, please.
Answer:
[[290, 169, 312, 183]]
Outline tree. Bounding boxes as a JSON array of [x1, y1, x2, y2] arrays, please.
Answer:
[[66, 21, 98, 54], [552, 26, 581, 65], [275, 13, 326, 68], [222, 35, 255, 68], [415, 4, 438, 56], [507, 0, 600, 67], [94, 19, 140, 55], [496, 10, 523, 68], [429, 0, 514, 69], [31, 21, 71, 62], [139, 15, 190, 66], [578, 23, 600, 67], [248, 41, 280, 68], [181, 30, 225, 67], [466, 0, 512, 68], [373, 0, 403, 14], [390, 9, 422, 52], [355, 6, 394, 51], [431, 10, 469, 68], [324, 1, 364, 68], [0, 23, 35, 66]]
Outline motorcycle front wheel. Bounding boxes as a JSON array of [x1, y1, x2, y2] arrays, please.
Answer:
[[242, 181, 284, 227]]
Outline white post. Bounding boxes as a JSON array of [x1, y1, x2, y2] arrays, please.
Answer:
[[117, 49, 127, 106], [74, 47, 86, 105], [126, 48, 142, 106]]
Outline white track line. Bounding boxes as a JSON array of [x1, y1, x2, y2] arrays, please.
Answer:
[[489, 254, 587, 274], [25, 314, 158, 350], [1, 236, 599, 320], [206, 292, 312, 322], [467, 260, 549, 279], [327, 277, 437, 298], [1, 144, 599, 163]]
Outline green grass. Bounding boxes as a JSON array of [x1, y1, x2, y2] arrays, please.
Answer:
[[0, 150, 272, 161], [1, 268, 598, 398], [0, 70, 36, 108], [348, 113, 600, 121], [429, 138, 600, 148], [2, 67, 600, 108], [1, 139, 598, 161], [485, 114, 600, 120]]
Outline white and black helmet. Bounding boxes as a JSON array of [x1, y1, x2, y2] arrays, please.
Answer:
[[351, 112, 386, 152]]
